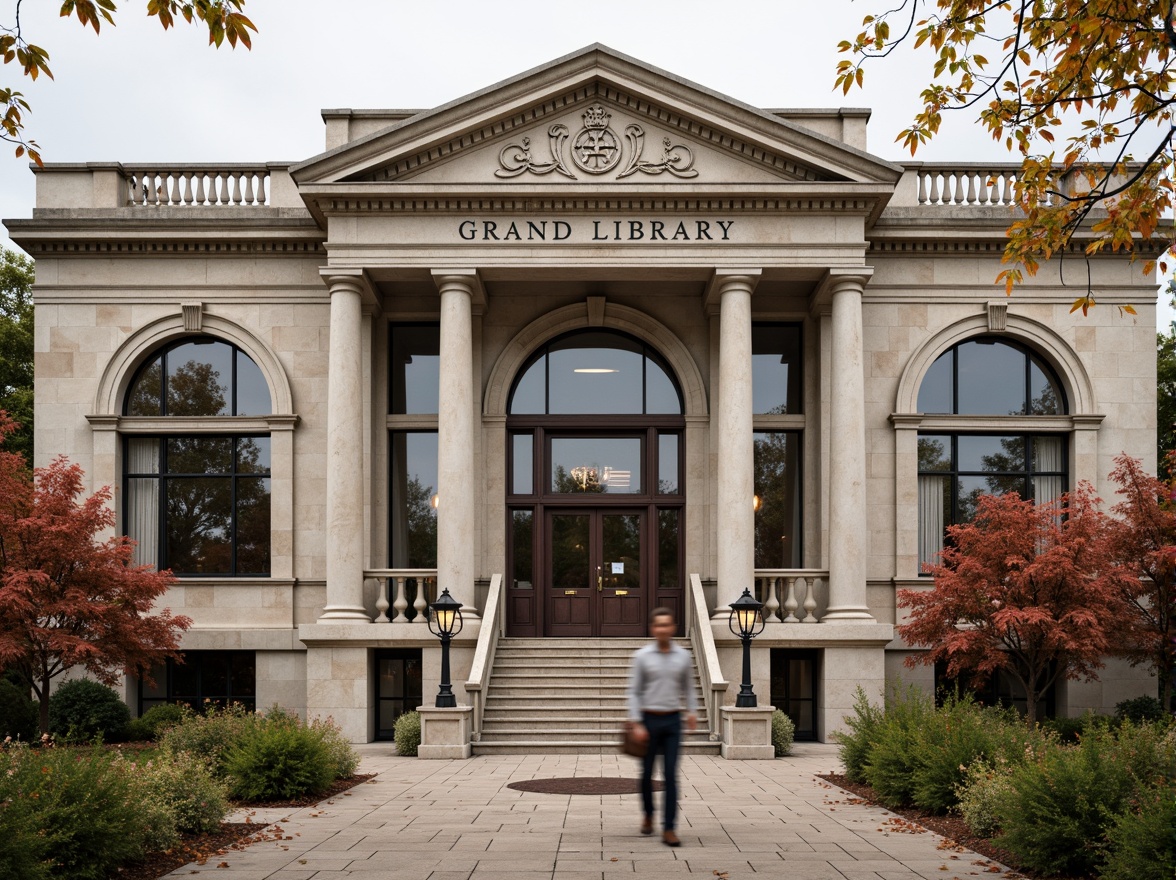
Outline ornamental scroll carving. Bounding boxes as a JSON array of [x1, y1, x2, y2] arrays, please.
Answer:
[[494, 104, 698, 181]]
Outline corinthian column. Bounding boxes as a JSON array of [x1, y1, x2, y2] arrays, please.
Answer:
[[320, 273, 369, 622], [433, 270, 478, 613], [824, 273, 875, 622], [712, 270, 760, 617]]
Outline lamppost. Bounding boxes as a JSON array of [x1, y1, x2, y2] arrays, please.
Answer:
[[428, 588, 463, 708], [729, 587, 765, 708]]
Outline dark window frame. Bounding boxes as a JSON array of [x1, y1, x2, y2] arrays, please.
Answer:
[[124, 338, 268, 417], [374, 648, 423, 741], [751, 321, 804, 416], [916, 432, 1069, 575], [770, 648, 820, 741], [507, 329, 684, 416], [138, 650, 256, 716], [918, 336, 1068, 416], [123, 434, 272, 577]]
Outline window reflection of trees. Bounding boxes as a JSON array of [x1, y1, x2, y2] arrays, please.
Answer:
[[753, 432, 801, 569]]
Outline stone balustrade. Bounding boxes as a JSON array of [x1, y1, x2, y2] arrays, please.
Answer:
[[903, 163, 1021, 207], [363, 568, 438, 623], [753, 569, 829, 623], [124, 165, 270, 207]]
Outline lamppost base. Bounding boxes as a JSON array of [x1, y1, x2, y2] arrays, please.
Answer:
[[434, 694, 457, 708], [735, 693, 758, 708], [417, 705, 473, 760]]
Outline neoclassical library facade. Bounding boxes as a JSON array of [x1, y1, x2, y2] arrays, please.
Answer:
[[6, 46, 1158, 748]]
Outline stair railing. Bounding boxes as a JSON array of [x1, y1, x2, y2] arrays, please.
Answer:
[[464, 573, 504, 742], [687, 573, 729, 740]]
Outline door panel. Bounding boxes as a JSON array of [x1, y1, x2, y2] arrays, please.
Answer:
[[548, 513, 593, 636], [598, 512, 645, 636]]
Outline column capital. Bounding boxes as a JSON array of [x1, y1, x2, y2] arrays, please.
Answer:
[[703, 268, 761, 315], [320, 267, 378, 306], [815, 267, 873, 303], [431, 268, 487, 313]]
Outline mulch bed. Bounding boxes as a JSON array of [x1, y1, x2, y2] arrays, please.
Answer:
[[508, 776, 664, 795], [817, 773, 1067, 880], [112, 773, 378, 880]]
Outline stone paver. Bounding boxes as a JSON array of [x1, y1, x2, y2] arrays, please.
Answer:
[[167, 743, 1012, 879]]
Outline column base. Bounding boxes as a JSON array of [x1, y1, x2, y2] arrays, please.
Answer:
[[720, 706, 776, 760], [318, 605, 371, 623], [417, 705, 473, 759], [821, 606, 876, 623]]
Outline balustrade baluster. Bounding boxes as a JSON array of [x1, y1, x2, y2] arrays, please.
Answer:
[[193, 172, 206, 206], [392, 577, 408, 622], [929, 172, 941, 205], [257, 174, 268, 205], [412, 577, 429, 623], [802, 577, 818, 623], [373, 577, 390, 623], [782, 577, 799, 623], [181, 172, 193, 206], [917, 171, 928, 205], [216, 173, 229, 205], [764, 577, 780, 622], [243, 173, 255, 205], [1001, 173, 1014, 204], [964, 171, 977, 205], [231, 172, 243, 205]]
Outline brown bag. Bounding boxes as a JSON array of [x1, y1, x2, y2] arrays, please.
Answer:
[[621, 721, 647, 758]]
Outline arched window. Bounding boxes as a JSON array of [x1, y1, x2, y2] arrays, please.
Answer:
[[916, 337, 1067, 572], [917, 337, 1064, 415], [509, 330, 682, 415], [123, 339, 272, 576]]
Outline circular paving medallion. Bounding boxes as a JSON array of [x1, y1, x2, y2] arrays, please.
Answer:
[[507, 777, 665, 796]]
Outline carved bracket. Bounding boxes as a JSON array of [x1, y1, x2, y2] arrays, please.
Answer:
[[181, 301, 204, 332]]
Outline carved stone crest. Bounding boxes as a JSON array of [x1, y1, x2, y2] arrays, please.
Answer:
[[571, 104, 622, 174], [494, 104, 698, 181]]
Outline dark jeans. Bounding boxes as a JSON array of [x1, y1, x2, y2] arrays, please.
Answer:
[[640, 711, 681, 831]]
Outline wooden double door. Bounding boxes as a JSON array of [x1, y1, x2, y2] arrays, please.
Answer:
[[547, 508, 645, 637]]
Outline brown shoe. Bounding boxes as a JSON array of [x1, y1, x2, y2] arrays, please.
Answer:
[[663, 830, 681, 847], [640, 817, 653, 835]]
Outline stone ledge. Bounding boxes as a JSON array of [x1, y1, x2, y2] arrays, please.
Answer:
[[297, 620, 481, 648], [710, 621, 893, 647]]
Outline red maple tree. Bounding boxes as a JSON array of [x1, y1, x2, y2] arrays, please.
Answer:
[[0, 414, 190, 733], [898, 484, 1133, 725], [1103, 452, 1176, 711]]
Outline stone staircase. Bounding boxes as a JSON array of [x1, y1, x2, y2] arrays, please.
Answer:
[[472, 638, 720, 755]]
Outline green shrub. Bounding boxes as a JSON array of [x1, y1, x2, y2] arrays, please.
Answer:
[[133, 749, 229, 836], [135, 703, 189, 740], [47, 679, 130, 742], [956, 759, 1015, 838], [224, 713, 334, 801], [1115, 695, 1167, 725], [310, 715, 359, 778], [394, 711, 421, 757], [903, 692, 1020, 813], [862, 684, 936, 808], [832, 687, 883, 782], [994, 722, 1176, 876], [1101, 783, 1176, 880], [159, 702, 256, 777], [1041, 715, 1086, 744], [0, 746, 155, 879], [0, 679, 38, 742], [771, 710, 795, 757]]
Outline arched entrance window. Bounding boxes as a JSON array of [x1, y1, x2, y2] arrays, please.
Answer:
[[506, 330, 684, 636], [915, 336, 1068, 573]]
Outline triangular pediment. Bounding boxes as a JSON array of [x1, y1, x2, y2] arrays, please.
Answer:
[[291, 45, 902, 189]]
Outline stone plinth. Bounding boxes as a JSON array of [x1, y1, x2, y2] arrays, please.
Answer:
[[417, 705, 473, 759], [720, 706, 775, 760]]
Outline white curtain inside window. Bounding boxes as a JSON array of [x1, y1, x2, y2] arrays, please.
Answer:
[[1033, 436, 1064, 507], [126, 438, 160, 568], [918, 474, 949, 572]]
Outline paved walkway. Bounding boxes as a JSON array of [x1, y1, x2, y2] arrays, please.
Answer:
[[167, 743, 1013, 879]]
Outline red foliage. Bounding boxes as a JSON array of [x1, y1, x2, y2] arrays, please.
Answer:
[[897, 483, 1134, 725], [0, 413, 190, 733], [1103, 452, 1176, 710]]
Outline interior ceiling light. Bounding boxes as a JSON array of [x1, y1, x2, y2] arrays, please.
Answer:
[[573, 368, 618, 373]]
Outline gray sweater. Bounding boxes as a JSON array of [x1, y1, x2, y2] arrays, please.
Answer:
[[627, 642, 698, 721]]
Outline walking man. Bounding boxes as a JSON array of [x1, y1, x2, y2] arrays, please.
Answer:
[[626, 607, 697, 847]]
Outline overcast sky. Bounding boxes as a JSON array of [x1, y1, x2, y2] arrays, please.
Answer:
[[1, 0, 1170, 330]]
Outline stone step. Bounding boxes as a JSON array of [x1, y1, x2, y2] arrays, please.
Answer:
[[487, 682, 703, 693], [477, 729, 714, 742], [471, 740, 721, 756], [481, 711, 708, 724]]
